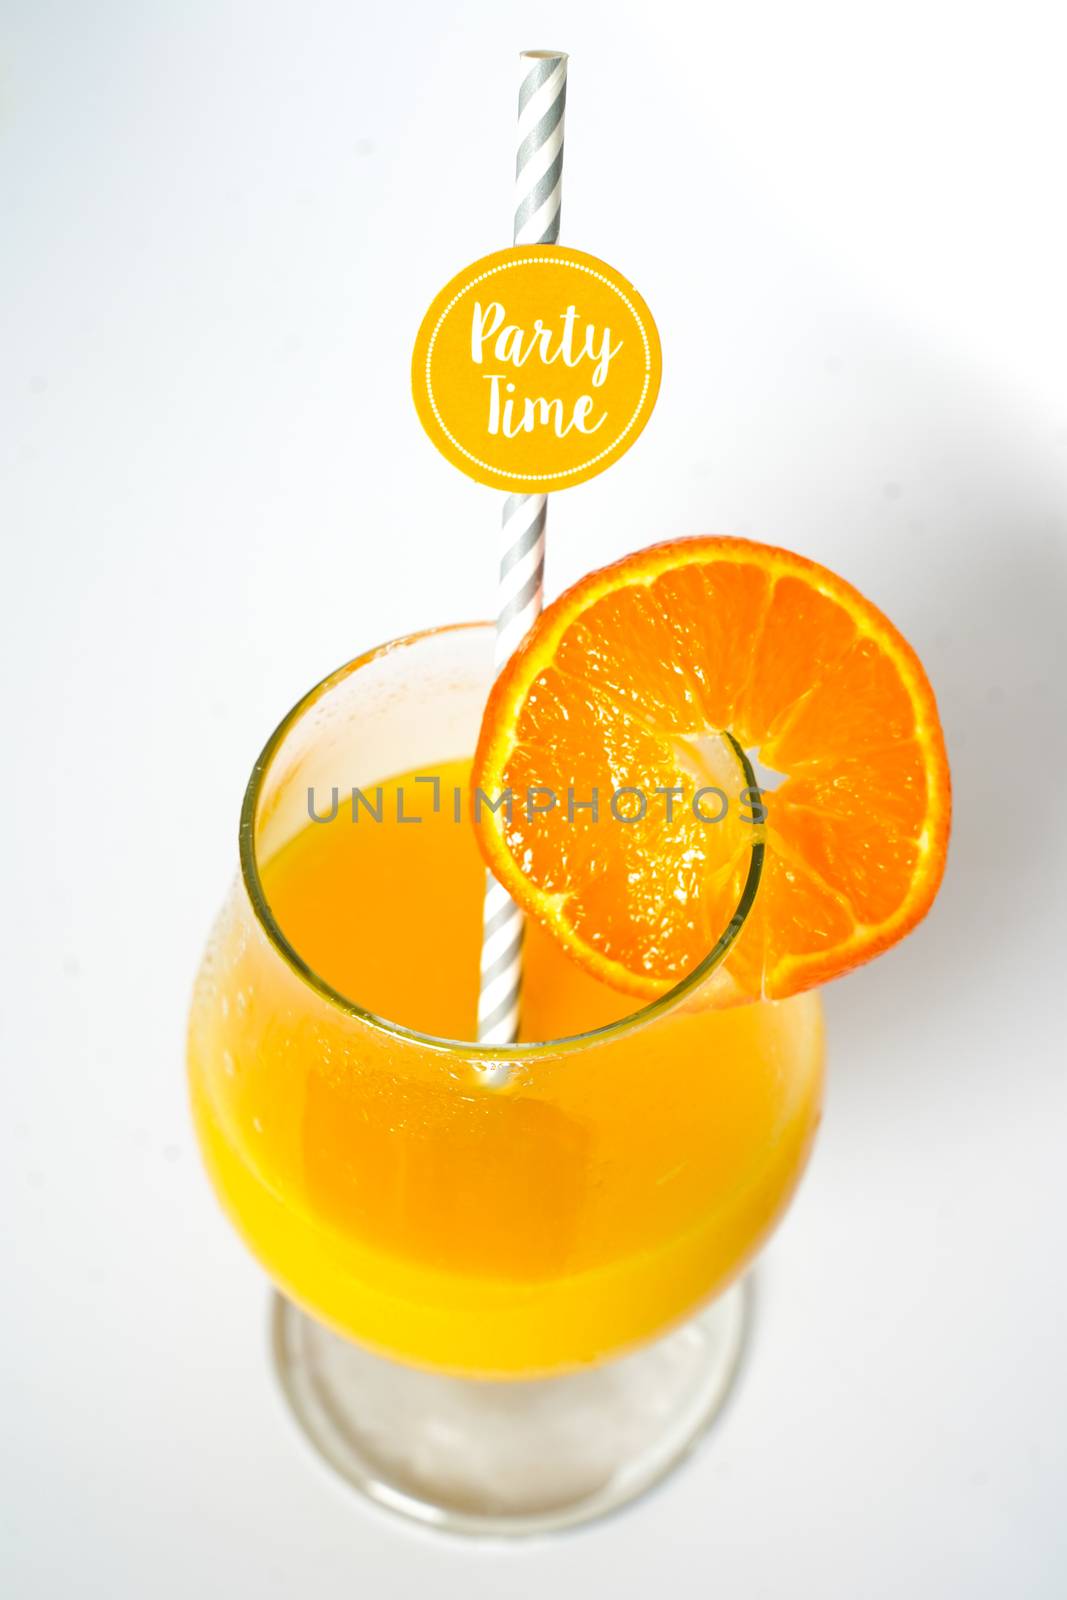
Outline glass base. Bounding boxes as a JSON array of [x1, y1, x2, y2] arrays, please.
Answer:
[[271, 1281, 750, 1537]]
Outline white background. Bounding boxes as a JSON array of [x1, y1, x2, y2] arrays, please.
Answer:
[[3, 2, 1066, 1595]]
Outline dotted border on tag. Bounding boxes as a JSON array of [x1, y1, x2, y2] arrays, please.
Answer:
[[422, 257, 654, 485]]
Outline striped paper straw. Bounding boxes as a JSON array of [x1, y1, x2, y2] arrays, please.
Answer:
[[476, 51, 568, 1048]]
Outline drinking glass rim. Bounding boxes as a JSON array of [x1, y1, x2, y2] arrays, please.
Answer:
[[239, 621, 764, 1061]]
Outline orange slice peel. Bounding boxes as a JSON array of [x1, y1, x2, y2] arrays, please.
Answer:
[[471, 536, 951, 1004]]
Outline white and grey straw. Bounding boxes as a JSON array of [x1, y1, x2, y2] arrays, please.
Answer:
[[476, 51, 568, 1047]]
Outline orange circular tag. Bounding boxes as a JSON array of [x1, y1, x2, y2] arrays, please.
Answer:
[[411, 246, 661, 493]]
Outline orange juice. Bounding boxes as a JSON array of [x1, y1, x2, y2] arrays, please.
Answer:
[[188, 754, 824, 1378]]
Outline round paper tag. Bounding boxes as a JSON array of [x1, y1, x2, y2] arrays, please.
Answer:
[[411, 246, 661, 493]]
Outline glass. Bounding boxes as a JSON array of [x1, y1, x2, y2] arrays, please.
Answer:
[[188, 623, 824, 1535]]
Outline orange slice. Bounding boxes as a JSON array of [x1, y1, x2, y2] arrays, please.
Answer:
[[472, 536, 951, 1002]]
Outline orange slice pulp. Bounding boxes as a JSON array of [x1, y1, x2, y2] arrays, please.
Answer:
[[471, 536, 951, 1003]]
